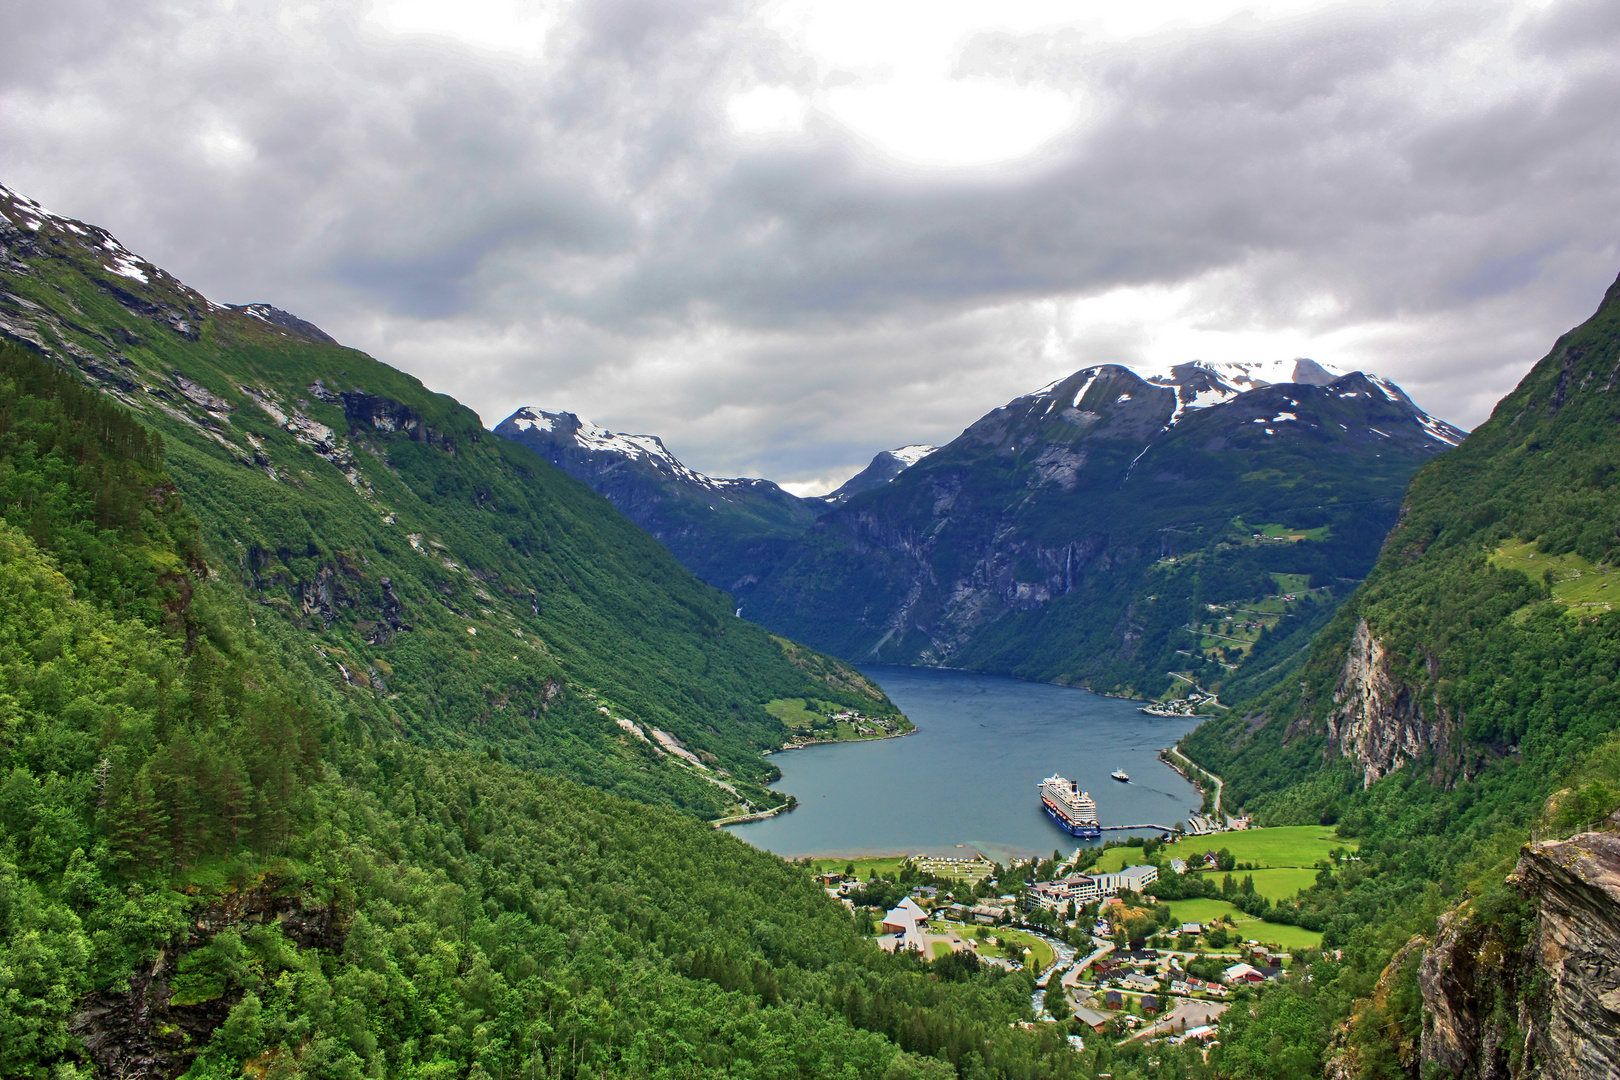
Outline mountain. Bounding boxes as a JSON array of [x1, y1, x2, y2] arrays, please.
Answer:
[[823, 444, 939, 504], [743, 358, 1464, 700], [494, 406, 826, 594], [0, 181, 903, 820], [1175, 269, 1620, 1076]]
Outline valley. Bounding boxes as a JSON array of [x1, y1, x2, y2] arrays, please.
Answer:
[[6, 167, 1620, 1080]]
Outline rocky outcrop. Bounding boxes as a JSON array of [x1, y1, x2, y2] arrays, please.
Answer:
[[1415, 830, 1620, 1080], [1325, 618, 1458, 785], [1512, 832, 1620, 1079], [68, 880, 341, 1080]]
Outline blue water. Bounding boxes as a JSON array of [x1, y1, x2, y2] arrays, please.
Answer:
[[725, 666, 1204, 862]]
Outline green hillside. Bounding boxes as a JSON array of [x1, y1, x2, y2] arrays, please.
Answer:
[[0, 340, 1111, 1079], [1177, 271, 1620, 1074], [0, 185, 904, 820]]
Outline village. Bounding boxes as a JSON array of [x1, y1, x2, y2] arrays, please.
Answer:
[[808, 824, 1352, 1053]]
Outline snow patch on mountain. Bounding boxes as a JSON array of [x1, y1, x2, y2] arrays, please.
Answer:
[[888, 444, 938, 468]]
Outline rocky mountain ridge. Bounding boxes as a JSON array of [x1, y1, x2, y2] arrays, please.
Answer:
[[740, 359, 1463, 697]]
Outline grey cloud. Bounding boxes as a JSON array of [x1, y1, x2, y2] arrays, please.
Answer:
[[1, 0, 1617, 483]]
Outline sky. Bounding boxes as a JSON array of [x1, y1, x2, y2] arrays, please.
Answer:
[[3, 0, 1618, 494]]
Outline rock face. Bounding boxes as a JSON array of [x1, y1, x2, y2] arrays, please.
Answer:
[[1417, 831, 1620, 1080], [69, 880, 341, 1079], [1514, 832, 1620, 1079], [1325, 618, 1458, 786]]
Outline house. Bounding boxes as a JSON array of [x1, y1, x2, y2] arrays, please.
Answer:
[[1104, 990, 1124, 1009], [1222, 962, 1265, 985], [1170, 980, 1191, 996], [1180, 922, 1203, 936], [1169, 858, 1188, 875], [813, 872, 844, 886], [910, 885, 938, 899], [1072, 1006, 1110, 1032], [1124, 973, 1158, 992], [969, 904, 1004, 924], [1142, 995, 1160, 1014]]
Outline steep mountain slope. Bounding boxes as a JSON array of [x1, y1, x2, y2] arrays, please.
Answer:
[[1174, 270, 1620, 1077], [494, 406, 824, 594], [823, 444, 939, 505], [0, 182, 900, 819], [0, 338, 1097, 1080], [745, 360, 1463, 699]]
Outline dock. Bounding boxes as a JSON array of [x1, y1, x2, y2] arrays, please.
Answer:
[[1099, 823, 1179, 833]]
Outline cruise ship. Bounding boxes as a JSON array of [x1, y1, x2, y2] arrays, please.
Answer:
[[1038, 774, 1101, 838]]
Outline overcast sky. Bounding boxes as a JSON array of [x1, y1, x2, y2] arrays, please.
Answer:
[[4, 0, 1618, 493]]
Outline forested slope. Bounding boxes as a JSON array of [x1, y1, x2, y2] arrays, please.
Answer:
[[0, 183, 900, 819], [1177, 270, 1620, 1076], [0, 338, 1113, 1079]]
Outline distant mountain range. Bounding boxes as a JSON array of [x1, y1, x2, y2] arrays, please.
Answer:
[[501, 356, 1463, 698]]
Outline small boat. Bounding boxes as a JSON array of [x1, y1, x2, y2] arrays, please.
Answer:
[[1110, 769, 1130, 783]]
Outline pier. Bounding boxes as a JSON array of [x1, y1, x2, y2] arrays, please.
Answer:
[[1099, 823, 1179, 833]]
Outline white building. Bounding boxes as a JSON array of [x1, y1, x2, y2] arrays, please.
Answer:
[[1029, 864, 1159, 912], [877, 897, 930, 952]]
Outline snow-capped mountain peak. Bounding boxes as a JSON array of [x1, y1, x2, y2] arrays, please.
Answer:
[[501, 407, 731, 489], [823, 443, 940, 504]]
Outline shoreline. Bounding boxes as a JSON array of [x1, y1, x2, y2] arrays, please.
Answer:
[[764, 725, 917, 756]]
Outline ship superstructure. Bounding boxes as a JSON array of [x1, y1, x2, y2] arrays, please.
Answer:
[[1038, 774, 1101, 839]]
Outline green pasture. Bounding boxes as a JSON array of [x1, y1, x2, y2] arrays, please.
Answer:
[[1491, 540, 1620, 613], [1165, 898, 1324, 951], [766, 697, 836, 729], [1182, 826, 1354, 867], [808, 855, 914, 878]]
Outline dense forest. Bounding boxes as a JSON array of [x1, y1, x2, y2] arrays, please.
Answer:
[[0, 339, 1165, 1078]]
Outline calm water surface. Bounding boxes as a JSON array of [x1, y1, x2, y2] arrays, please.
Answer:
[[726, 666, 1203, 861]]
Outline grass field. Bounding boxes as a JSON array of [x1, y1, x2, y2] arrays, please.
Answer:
[[990, 927, 1055, 970], [931, 941, 953, 959], [1165, 898, 1324, 950], [1221, 867, 1321, 902], [1181, 826, 1354, 867], [808, 855, 915, 878], [1492, 540, 1620, 613]]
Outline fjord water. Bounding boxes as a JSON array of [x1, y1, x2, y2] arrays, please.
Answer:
[[726, 666, 1204, 861]]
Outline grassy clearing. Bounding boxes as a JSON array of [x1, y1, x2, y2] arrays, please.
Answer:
[[989, 927, 1055, 970], [1181, 826, 1354, 867], [1165, 898, 1249, 925], [1227, 867, 1321, 902], [1165, 898, 1324, 950], [808, 855, 914, 878], [1268, 572, 1312, 593], [1491, 539, 1620, 613]]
